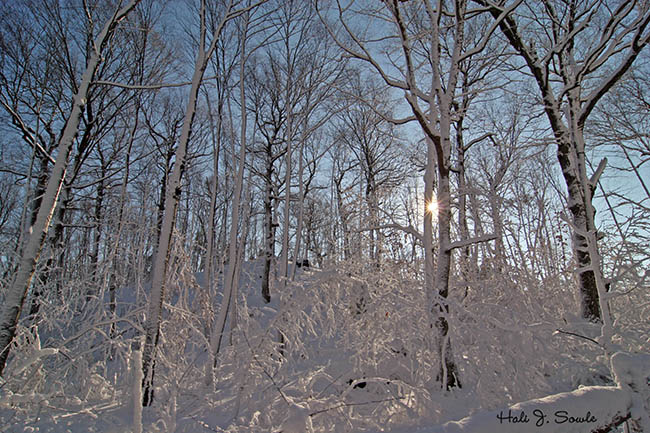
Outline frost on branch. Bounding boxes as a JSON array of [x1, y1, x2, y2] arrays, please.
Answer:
[[1, 327, 57, 387], [9, 331, 58, 377]]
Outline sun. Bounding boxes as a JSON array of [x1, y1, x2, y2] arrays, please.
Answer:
[[426, 199, 438, 215]]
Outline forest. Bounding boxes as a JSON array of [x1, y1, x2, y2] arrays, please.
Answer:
[[0, 0, 648, 432]]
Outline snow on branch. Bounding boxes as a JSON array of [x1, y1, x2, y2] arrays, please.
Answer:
[[93, 76, 218, 90], [445, 234, 496, 252], [589, 158, 607, 187], [0, 98, 56, 164]]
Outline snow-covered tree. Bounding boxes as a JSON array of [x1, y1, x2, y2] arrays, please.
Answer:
[[317, 0, 511, 390], [0, 0, 142, 377], [477, 0, 650, 323], [141, 0, 263, 406]]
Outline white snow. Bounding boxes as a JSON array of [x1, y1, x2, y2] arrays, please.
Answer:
[[279, 402, 313, 433]]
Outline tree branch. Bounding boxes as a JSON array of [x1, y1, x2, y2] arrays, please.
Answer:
[[445, 234, 496, 252], [359, 223, 423, 244], [589, 157, 607, 186], [92, 75, 219, 90]]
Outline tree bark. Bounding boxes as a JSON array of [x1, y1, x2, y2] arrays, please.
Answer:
[[433, 129, 461, 390], [261, 158, 275, 303], [204, 95, 224, 302]]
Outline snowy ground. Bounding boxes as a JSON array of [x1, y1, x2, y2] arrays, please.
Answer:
[[0, 259, 647, 432]]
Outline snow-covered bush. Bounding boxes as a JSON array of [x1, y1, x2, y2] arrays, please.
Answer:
[[1, 247, 645, 432]]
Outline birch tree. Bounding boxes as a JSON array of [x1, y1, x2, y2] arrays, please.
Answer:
[[249, 66, 286, 302], [476, 0, 650, 323], [0, 0, 141, 377]]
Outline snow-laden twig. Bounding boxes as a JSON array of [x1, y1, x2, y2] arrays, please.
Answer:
[[358, 223, 424, 244], [93, 76, 218, 90], [445, 234, 497, 252], [241, 329, 290, 407], [12, 347, 58, 376]]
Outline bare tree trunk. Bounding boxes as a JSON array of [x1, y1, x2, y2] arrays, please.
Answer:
[[366, 183, 379, 262], [488, 182, 505, 267], [0, 0, 141, 377], [204, 94, 224, 303], [423, 141, 436, 309], [210, 9, 250, 358], [433, 164, 461, 390], [218, 155, 230, 255], [261, 161, 274, 303], [141, 0, 241, 405], [89, 162, 106, 300], [26, 156, 51, 320], [334, 173, 351, 261], [108, 107, 138, 344], [229, 176, 253, 346], [291, 142, 306, 280], [279, 128, 293, 285], [455, 112, 473, 285], [556, 129, 601, 321], [154, 148, 174, 254]]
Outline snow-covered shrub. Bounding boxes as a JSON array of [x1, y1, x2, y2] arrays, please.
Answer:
[[449, 257, 612, 414], [184, 251, 644, 432], [192, 259, 436, 432], [0, 326, 57, 402], [1, 236, 644, 432]]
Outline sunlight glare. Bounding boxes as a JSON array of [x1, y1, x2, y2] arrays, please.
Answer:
[[426, 199, 438, 215]]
